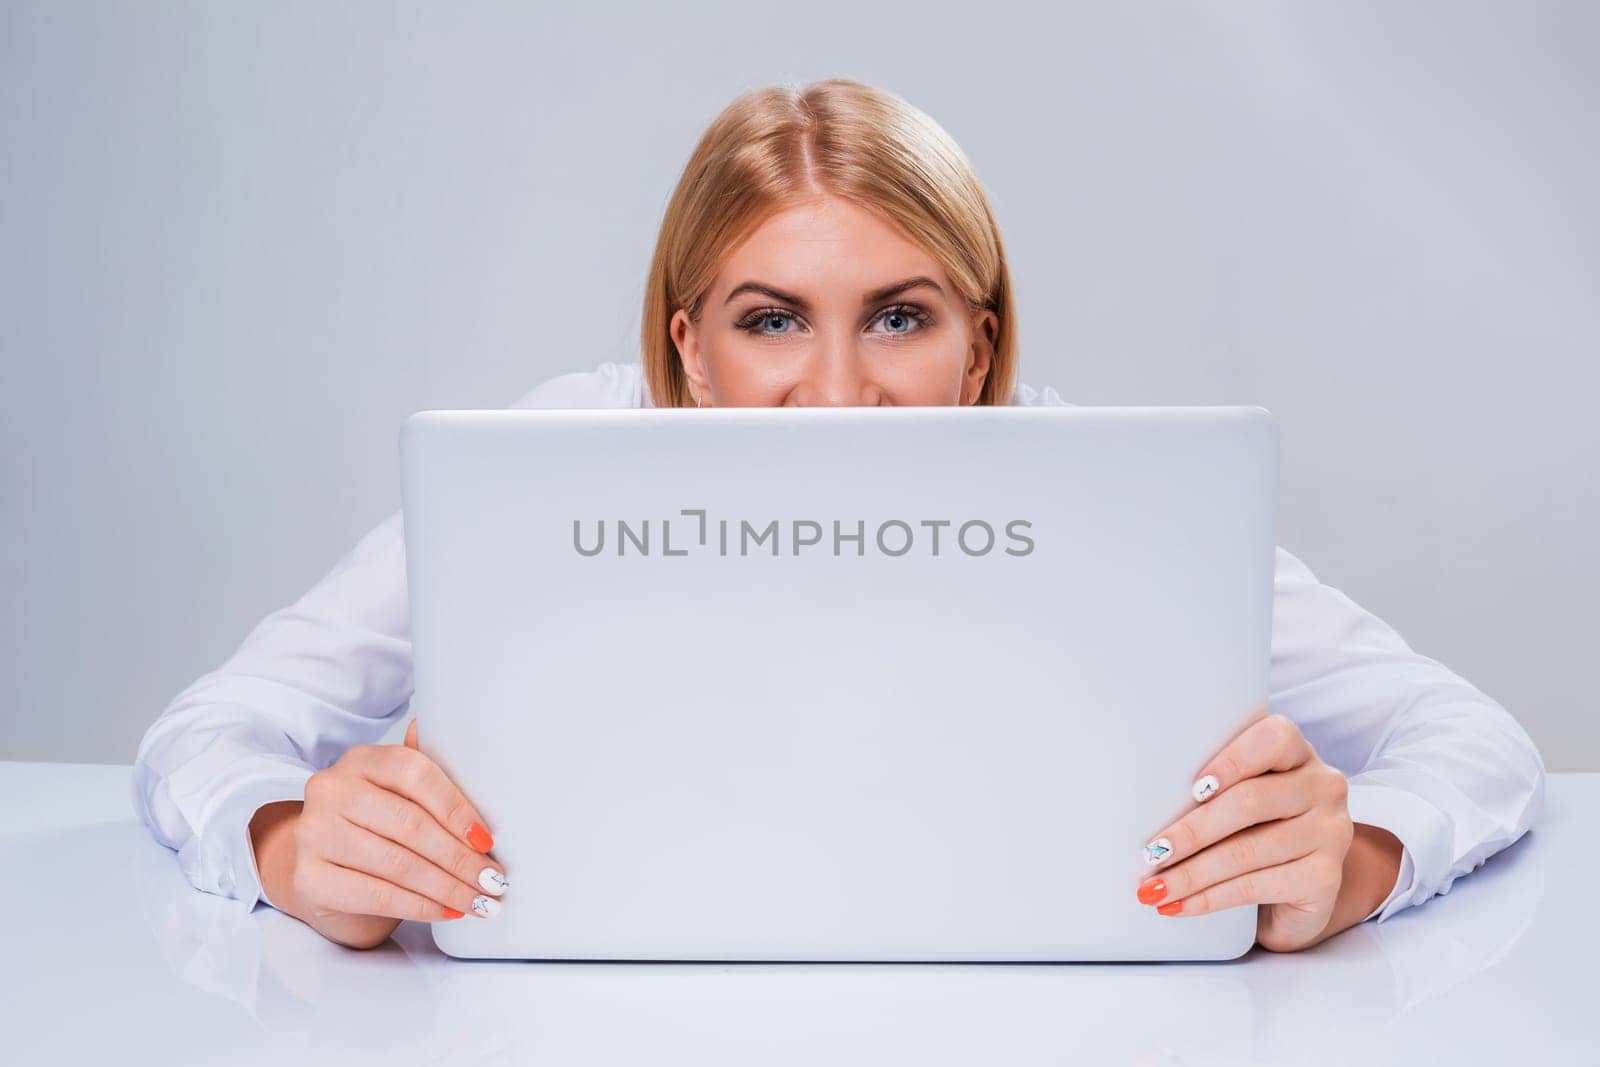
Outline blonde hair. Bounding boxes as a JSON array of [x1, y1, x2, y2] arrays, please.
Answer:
[[641, 79, 1018, 407]]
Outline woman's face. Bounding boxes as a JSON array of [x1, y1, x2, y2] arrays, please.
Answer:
[[670, 195, 999, 407]]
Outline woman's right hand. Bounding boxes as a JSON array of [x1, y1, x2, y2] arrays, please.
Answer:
[[249, 718, 510, 949]]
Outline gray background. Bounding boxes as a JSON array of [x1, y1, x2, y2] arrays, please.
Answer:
[[2, 1, 1595, 768]]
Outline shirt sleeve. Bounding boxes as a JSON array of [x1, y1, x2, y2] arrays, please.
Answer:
[[1267, 544, 1547, 924], [131, 364, 641, 912], [130, 506, 414, 912]]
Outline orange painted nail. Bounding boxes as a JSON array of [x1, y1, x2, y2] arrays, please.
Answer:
[[465, 821, 494, 853], [441, 906, 465, 920], [1137, 879, 1168, 905], [1157, 900, 1184, 916]]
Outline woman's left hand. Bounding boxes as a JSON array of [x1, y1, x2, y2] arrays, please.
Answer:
[[1134, 711, 1359, 953]]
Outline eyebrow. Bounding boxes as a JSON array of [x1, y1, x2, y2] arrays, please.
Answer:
[[722, 275, 944, 311]]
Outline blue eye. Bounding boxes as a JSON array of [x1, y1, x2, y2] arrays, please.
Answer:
[[871, 303, 934, 336], [735, 308, 799, 336]]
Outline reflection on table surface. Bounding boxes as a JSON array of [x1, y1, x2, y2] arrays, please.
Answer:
[[1, 764, 1590, 1066]]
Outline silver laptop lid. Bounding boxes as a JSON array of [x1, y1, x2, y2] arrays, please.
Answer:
[[400, 405, 1277, 961]]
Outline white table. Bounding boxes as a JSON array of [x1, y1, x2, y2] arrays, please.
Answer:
[[0, 761, 1590, 1065]]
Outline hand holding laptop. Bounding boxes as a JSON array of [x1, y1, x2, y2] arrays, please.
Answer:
[[247, 717, 509, 949], [1135, 709, 1403, 953]]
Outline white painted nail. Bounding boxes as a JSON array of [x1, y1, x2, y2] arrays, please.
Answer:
[[470, 894, 502, 918], [478, 867, 510, 896], [1192, 775, 1220, 803], [1144, 837, 1173, 866]]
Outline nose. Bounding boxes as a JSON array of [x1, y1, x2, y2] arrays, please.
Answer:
[[789, 340, 885, 407]]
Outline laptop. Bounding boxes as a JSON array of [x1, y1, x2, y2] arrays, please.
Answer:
[[399, 404, 1278, 961]]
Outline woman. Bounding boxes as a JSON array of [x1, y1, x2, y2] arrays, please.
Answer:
[[133, 79, 1545, 954]]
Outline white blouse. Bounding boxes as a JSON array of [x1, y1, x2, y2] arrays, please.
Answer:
[[132, 360, 1547, 927]]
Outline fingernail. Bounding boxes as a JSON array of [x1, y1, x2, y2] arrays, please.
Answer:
[[478, 867, 510, 895], [1192, 775, 1220, 803], [1137, 878, 1168, 905], [465, 821, 494, 853], [441, 906, 465, 920], [1143, 837, 1173, 866], [1158, 900, 1184, 916], [470, 894, 502, 918]]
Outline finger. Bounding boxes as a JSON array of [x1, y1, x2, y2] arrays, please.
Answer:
[[331, 818, 501, 919], [1142, 764, 1318, 871], [1189, 711, 1310, 806], [1155, 851, 1341, 917], [404, 718, 419, 750], [1136, 810, 1319, 907], [300, 858, 465, 923], [342, 779, 511, 899], [352, 744, 495, 854]]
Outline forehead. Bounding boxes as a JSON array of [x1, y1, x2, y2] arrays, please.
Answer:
[[715, 196, 949, 295]]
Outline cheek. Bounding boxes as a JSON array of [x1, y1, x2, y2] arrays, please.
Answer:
[[875, 337, 971, 403], [700, 343, 791, 405]]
